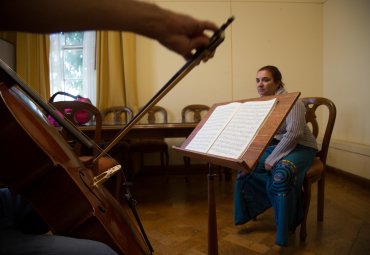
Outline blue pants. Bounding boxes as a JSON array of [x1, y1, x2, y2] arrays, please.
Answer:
[[234, 144, 316, 246], [0, 188, 118, 255]]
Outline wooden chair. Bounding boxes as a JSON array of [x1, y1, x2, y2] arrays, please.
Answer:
[[300, 97, 336, 240], [101, 105, 133, 162], [101, 106, 133, 125], [181, 104, 210, 123], [129, 106, 169, 178], [101, 106, 134, 195], [100, 106, 133, 166], [52, 101, 124, 197], [181, 104, 212, 181]]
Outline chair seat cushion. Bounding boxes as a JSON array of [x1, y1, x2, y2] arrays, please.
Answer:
[[305, 157, 324, 183]]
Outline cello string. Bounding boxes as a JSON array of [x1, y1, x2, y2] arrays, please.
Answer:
[[47, 103, 123, 177], [0, 60, 152, 254]]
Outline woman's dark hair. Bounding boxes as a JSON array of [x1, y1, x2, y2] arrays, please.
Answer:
[[258, 65, 285, 87]]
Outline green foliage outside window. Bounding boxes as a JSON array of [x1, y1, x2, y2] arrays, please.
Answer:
[[63, 32, 83, 95]]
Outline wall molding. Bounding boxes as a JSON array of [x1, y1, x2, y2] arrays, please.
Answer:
[[329, 138, 370, 157], [327, 165, 370, 189], [326, 138, 370, 181]]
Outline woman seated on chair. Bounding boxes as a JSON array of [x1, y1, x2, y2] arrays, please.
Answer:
[[234, 65, 318, 246]]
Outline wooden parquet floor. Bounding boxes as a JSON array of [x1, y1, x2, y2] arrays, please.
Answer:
[[124, 167, 370, 255]]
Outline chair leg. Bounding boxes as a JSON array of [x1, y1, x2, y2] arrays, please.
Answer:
[[160, 152, 164, 168], [224, 167, 232, 181], [218, 165, 223, 181], [165, 151, 169, 167], [140, 152, 145, 172], [115, 170, 123, 198], [300, 179, 311, 241], [163, 150, 169, 181], [184, 156, 191, 182], [317, 174, 325, 221], [215, 167, 232, 181]]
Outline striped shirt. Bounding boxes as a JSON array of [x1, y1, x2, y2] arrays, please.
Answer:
[[264, 87, 318, 167]]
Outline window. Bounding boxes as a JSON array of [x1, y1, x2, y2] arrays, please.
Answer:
[[49, 31, 96, 104]]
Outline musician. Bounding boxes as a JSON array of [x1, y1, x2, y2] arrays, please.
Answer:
[[0, 0, 218, 61], [0, 188, 119, 255], [234, 65, 318, 246], [0, 0, 218, 254]]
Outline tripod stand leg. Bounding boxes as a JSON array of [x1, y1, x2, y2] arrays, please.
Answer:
[[122, 183, 154, 254]]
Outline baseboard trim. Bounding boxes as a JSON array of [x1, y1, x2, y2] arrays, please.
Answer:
[[327, 165, 370, 188]]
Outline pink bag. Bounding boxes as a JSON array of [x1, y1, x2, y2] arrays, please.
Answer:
[[48, 91, 92, 126]]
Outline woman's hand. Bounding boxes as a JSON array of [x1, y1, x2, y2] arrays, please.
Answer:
[[265, 162, 273, 171]]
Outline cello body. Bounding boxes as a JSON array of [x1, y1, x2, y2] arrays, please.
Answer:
[[0, 63, 151, 255]]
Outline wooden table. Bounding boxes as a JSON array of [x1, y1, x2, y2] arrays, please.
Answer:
[[79, 123, 197, 141]]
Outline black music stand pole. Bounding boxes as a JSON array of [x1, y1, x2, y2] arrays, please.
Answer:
[[207, 163, 218, 255]]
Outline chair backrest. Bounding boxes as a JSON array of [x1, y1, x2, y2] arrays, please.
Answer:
[[146, 105, 168, 124], [101, 106, 133, 124], [181, 104, 210, 123], [301, 97, 336, 164], [52, 101, 102, 155]]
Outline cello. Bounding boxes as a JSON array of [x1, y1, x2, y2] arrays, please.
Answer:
[[0, 59, 152, 254], [0, 17, 233, 255]]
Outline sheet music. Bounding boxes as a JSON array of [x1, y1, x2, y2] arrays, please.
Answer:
[[186, 99, 277, 159], [185, 102, 240, 153], [208, 99, 277, 158]]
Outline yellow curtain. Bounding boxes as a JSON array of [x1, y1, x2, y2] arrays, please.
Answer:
[[15, 33, 50, 100], [96, 31, 137, 111]]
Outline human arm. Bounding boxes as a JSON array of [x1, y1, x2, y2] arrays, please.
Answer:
[[0, 0, 218, 60], [264, 100, 306, 170]]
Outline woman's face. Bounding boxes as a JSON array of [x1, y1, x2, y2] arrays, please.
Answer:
[[256, 70, 280, 96]]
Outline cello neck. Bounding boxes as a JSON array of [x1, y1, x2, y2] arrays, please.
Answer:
[[0, 59, 94, 149]]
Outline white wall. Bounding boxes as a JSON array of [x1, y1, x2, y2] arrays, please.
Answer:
[[323, 0, 370, 179], [135, 0, 370, 180], [136, 0, 325, 166], [231, 1, 322, 101], [137, 0, 323, 121]]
